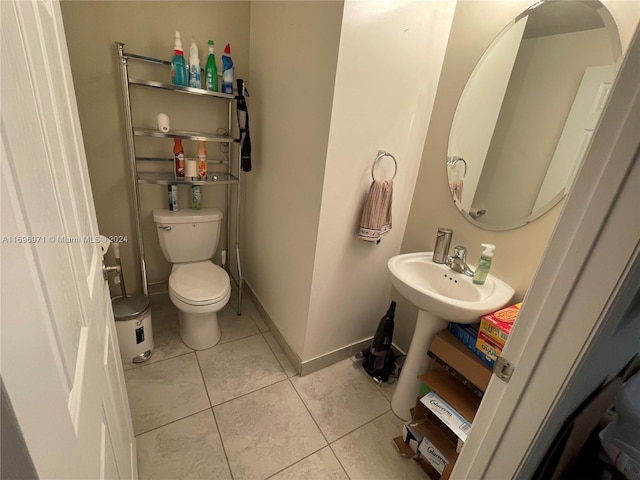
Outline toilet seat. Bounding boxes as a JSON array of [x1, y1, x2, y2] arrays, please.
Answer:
[[169, 261, 230, 307]]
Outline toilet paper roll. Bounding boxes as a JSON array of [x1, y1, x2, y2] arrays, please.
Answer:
[[157, 113, 170, 133], [185, 159, 197, 178]]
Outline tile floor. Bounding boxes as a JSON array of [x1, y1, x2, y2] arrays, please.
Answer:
[[124, 292, 426, 480]]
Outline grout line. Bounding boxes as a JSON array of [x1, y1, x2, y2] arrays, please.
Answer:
[[211, 377, 290, 409], [210, 407, 235, 480], [329, 408, 391, 445], [328, 443, 352, 480], [288, 377, 330, 445], [123, 349, 194, 373], [133, 406, 211, 437], [262, 444, 332, 480], [262, 331, 293, 378], [194, 350, 214, 407], [217, 330, 263, 347]]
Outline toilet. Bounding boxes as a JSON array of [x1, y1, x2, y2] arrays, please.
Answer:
[[153, 208, 231, 350]]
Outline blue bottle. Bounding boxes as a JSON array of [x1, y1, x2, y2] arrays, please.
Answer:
[[221, 43, 234, 94], [171, 31, 187, 86]]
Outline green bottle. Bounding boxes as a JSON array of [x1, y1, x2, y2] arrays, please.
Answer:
[[473, 243, 495, 285], [191, 186, 201, 210], [205, 40, 218, 92]]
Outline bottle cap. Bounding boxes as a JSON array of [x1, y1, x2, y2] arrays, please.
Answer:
[[174, 31, 183, 51], [481, 243, 496, 257], [224, 43, 231, 55], [190, 39, 199, 65]]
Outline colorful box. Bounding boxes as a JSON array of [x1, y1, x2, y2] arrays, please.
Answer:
[[475, 331, 503, 361], [479, 303, 521, 347], [448, 322, 494, 368]]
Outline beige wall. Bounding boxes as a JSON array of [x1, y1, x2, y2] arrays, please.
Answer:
[[395, 0, 562, 353], [60, 1, 250, 294], [246, 1, 343, 355], [395, 0, 638, 354]]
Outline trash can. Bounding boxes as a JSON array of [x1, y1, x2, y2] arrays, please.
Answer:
[[113, 295, 154, 365]]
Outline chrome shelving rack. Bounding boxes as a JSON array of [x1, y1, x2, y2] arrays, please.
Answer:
[[116, 42, 242, 313]]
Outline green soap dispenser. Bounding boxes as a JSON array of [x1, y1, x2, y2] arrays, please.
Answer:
[[473, 243, 495, 285]]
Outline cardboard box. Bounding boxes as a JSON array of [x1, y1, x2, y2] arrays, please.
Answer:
[[475, 331, 503, 361], [418, 368, 481, 443], [418, 435, 453, 475], [428, 329, 493, 392], [479, 303, 521, 346], [409, 396, 460, 479], [402, 423, 424, 454], [448, 322, 494, 368], [420, 391, 471, 442]]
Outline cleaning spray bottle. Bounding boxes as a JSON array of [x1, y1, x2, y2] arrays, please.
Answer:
[[173, 138, 185, 177], [171, 31, 187, 86], [221, 43, 234, 94], [196, 141, 207, 180], [188, 38, 201, 88], [473, 243, 495, 285], [205, 40, 218, 92]]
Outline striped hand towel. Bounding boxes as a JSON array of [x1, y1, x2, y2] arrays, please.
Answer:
[[358, 179, 393, 242]]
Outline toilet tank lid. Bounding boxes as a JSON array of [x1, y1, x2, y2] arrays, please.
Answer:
[[153, 208, 223, 224]]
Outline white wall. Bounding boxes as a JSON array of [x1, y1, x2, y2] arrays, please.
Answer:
[[302, 0, 456, 362], [246, 2, 344, 355]]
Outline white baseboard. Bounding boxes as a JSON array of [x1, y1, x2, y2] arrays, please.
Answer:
[[243, 282, 407, 377]]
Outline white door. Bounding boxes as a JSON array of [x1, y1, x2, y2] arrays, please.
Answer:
[[452, 28, 640, 480], [532, 64, 616, 213], [0, 1, 137, 478]]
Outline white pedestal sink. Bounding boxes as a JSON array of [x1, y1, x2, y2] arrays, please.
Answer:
[[387, 252, 514, 420]]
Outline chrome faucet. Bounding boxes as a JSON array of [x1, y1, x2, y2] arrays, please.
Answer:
[[433, 227, 453, 264], [446, 246, 475, 277]]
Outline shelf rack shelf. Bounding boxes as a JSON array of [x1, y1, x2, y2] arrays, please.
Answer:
[[116, 41, 243, 313], [137, 172, 238, 185], [128, 78, 235, 99], [133, 128, 236, 143]]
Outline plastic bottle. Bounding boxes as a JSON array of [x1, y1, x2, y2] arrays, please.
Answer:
[[196, 141, 207, 180], [205, 40, 218, 92], [188, 38, 201, 88], [221, 43, 234, 94], [173, 139, 185, 177], [191, 186, 202, 210], [473, 243, 495, 285], [168, 185, 179, 211], [171, 31, 187, 86]]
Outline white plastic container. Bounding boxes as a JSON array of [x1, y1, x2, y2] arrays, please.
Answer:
[[113, 296, 154, 365]]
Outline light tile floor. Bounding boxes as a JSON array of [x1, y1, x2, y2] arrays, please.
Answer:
[[124, 292, 425, 480]]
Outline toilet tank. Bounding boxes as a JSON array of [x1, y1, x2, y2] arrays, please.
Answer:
[[153, 208, 223, 263]]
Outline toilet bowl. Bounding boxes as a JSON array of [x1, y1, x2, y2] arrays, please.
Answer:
[[154, 208, 231, 350]]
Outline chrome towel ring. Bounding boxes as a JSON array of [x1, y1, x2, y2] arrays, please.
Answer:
[[371, 150, 398, 181], [447, 155, 467, 180]]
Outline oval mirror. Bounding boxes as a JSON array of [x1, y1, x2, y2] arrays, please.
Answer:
[[447, 0, 622, 230]]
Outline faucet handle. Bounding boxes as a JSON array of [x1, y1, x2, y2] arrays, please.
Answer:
[[453, 245, 467, 260]]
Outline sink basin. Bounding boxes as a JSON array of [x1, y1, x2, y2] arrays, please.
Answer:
[[387, 251, 514, 323], [386, 251, 515, 420]]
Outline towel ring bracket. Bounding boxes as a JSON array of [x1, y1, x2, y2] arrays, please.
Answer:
[[372, 150, 398, 181]]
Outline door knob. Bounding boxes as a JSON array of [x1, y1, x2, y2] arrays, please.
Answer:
[[102, 264, 121, 281]]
